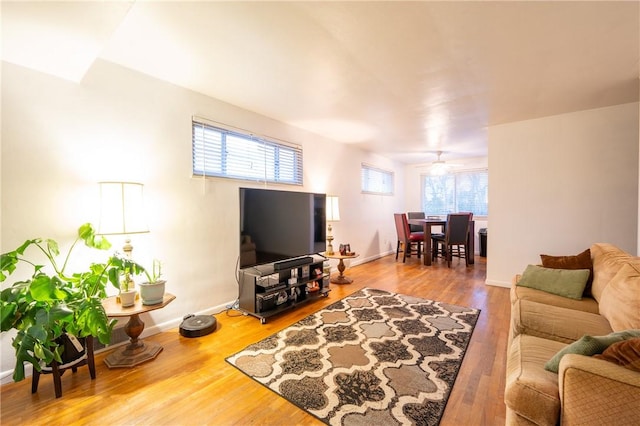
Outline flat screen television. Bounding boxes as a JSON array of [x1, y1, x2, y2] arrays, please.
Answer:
[[239, 187, 326, 269]]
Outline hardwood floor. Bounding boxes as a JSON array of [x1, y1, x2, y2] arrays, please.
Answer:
[[0, 254, 510, 425]]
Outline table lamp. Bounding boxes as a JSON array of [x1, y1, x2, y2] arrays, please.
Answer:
[[97, 182, 149, 290], [325, 196, 340, 255]]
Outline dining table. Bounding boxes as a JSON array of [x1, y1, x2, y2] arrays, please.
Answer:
[[407, 218, 475, 266]]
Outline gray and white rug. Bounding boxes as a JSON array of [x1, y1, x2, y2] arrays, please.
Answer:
[[226, 288, 480, 425]]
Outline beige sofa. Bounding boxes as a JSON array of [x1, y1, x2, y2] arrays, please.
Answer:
[[505, 243, 640, 426]]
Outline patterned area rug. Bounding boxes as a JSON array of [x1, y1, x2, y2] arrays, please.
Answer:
[[226, 288, 480, 426]]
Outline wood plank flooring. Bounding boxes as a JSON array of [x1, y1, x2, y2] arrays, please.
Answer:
[[0, 254, 510, 425]]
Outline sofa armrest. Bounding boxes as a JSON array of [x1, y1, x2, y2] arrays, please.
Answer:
[[558, 354, 640, 426]]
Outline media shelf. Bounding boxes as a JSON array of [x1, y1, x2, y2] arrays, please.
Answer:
[[238, 254, 331, 324]]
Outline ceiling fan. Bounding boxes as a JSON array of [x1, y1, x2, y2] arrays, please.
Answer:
[[430, 151, 463, 175]]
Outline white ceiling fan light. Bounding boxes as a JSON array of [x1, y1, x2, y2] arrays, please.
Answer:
[[430, 151, 461, 175]]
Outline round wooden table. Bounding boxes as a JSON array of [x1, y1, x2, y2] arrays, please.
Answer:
[[101, 293, 175, 368], [325, 253, 359, 284]]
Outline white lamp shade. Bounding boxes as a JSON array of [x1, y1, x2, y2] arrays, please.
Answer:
[[98, 182, 149, 235], [326, 196, 340, 222]]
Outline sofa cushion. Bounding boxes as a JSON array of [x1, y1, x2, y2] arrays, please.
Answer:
[[599, 262, 640, 332], [505, 334, 566, 426], [590, 243, 634, 302], [517, 265, 590, 300], [545, 330, 640, 373], [540, 248, 593, 295], [511, 299, 613, 344], [510, 284, 599, 314], [593, 338, 640, 372]]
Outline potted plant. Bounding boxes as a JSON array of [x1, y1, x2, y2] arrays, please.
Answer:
[[105, 253, 143, 308], [0, 224, 117, 382], [138, 259, 166, 305]]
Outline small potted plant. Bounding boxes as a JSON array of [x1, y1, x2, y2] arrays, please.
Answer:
[[138, 259, 166, 305], [105, 253, 143, 308], [0, 224, 117, 382]]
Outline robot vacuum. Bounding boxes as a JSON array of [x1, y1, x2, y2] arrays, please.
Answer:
[[179, 314, 217, 338]]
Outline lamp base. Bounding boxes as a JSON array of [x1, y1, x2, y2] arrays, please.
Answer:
[[326, 232, 335, 256]]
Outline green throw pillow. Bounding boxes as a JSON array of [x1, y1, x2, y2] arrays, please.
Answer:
[[545, 329, 640, 373], [517, 264, 590, 300]]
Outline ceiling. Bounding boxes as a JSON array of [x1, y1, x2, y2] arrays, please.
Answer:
[[2, 1, 639, 165]]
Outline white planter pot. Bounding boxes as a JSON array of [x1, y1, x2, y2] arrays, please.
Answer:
[[139, 280, 166, 305], [119, 289, 137, 308]]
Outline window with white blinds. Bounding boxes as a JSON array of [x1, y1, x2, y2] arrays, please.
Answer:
[[421, 169, 488, 216], [192, 119, 303, 185], [361, 164, 394, 195]]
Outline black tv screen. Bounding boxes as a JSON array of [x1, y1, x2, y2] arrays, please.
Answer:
[[239, 188, 326, 269]]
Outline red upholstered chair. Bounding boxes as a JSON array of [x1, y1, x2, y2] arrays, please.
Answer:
[[394, 213, 424, 263], [432, 213, 471, 267]]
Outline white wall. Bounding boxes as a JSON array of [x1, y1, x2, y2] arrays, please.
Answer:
[[0, 59, 405, 380], [404, 157, 489, 253], [487, 102, 639, 287]]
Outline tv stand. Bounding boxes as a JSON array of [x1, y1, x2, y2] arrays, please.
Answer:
[[238, 254, 330, 324]]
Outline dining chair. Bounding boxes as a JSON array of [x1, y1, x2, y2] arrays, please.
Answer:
[[407, 211, 425, 233], [431, 213, 471, 267], [394, 213, 424, 263], [452, 212, 473, 258], [425, 215, 445, 237]]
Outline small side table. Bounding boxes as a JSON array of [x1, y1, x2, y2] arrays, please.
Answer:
[[102, 293, 175, 368], [325, 253, 359, 284]]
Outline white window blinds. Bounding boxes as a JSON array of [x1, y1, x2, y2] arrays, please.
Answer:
[[192, 119, 303, 185], [361, 164, 394, 195]]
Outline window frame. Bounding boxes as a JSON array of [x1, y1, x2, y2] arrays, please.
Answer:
[[361, 163, 394, 195], [192, 118, 303, 186], [420, 168, 488, 217]]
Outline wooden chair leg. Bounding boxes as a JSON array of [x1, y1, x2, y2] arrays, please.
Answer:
[[432, 240, 440, 261], [31, 369, 41, 394], [87, 336, 96, 380], [396, 241, 401, 260], [51, 361, 62, 398]]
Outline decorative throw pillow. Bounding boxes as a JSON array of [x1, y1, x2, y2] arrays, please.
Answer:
[[540, 248, 593, 296], [544, 329, 640, 373], [517, 264, 590, 300], [599, 262, 640, 331], [593, 338, 640, 372]]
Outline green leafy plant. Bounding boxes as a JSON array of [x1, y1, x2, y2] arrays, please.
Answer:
[[143, 259, 163, 283], [0, 223, 140, 382], [105, 252, 145, 292]]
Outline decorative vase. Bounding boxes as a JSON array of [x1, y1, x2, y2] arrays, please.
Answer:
[[139, 280, 166, 305], [119, 289, 137, 308]]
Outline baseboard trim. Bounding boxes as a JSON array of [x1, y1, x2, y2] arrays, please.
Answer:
[[485, 279, 511, 288]]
